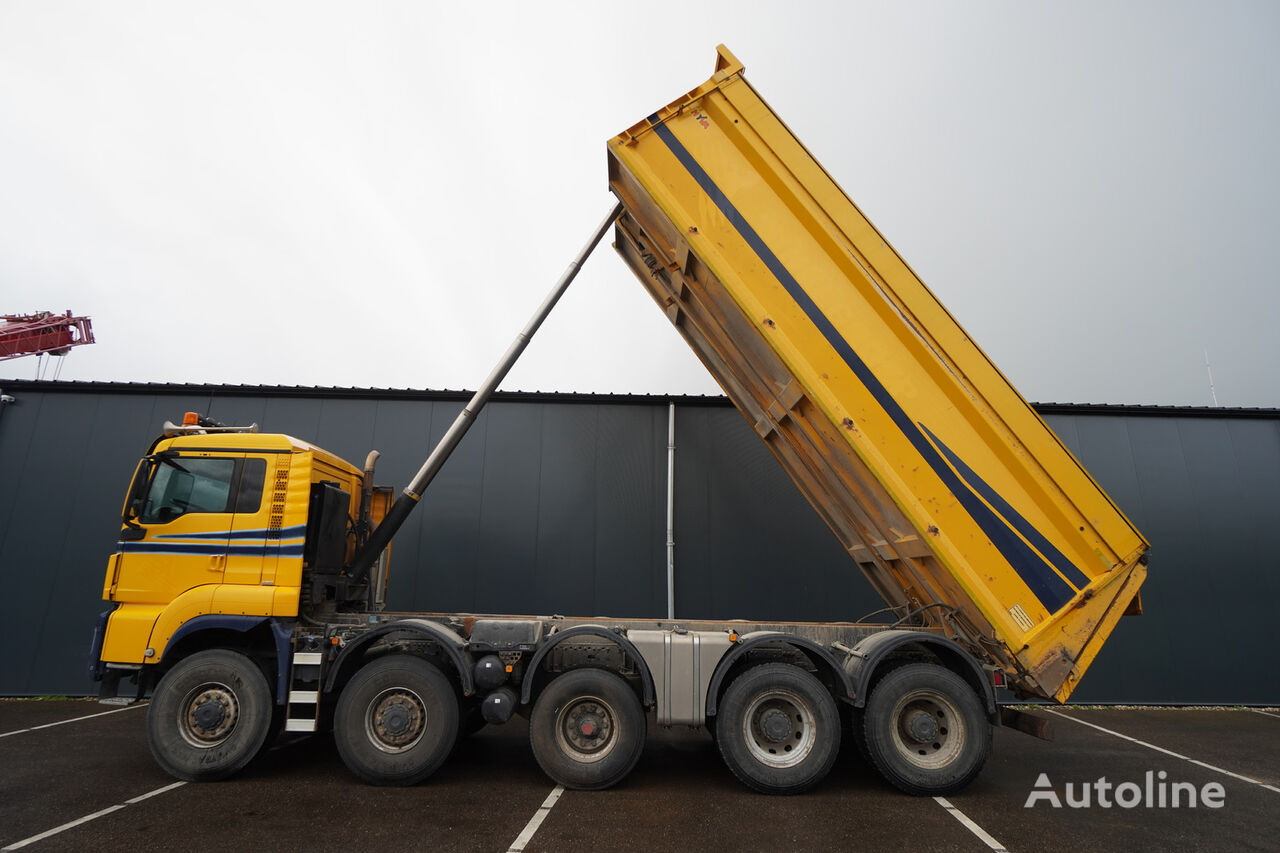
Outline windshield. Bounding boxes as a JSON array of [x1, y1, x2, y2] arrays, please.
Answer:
[[136, 456, 265, 523]]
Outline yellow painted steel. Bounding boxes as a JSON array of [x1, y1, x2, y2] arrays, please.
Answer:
[[608, 46, 1148, 702], [143, 585, 217, 663], [100, 604, 166, 665], [99, 431, 364, 665]]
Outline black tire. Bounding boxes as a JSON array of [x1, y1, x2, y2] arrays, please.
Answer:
[[846, 706, 871, 764], [333, 655, 459, 786], [146, 649, 274, 782], [529, 669, 646, 790], [452, 704, 486, 754], [715, 663, 841, 795], [462, 705, 487, 737], [862, 663, 991, 796], [263, 698, 289, 748]]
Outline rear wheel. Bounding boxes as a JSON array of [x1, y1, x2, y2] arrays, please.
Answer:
[[862, 663, 991, 795], [715, 663, 841, 794], [146, 649, 273, 782], [334, 655, 459, 786], [530, 669, 645, 790]]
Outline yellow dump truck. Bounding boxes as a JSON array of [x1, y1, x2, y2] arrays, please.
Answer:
[[90, 46, 1147, 796]]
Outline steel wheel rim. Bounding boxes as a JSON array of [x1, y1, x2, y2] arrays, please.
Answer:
[[889, 688, 965, 770], [366, 686, 427, 754], [742, 688, 817, 768], [178, 681, 239, 749], [555, 695, 618, 764]]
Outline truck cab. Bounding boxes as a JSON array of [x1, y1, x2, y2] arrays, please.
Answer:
[[92, 418, 388, 702]]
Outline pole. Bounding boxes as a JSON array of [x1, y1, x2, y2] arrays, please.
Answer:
[[666, 402, 676, 620]]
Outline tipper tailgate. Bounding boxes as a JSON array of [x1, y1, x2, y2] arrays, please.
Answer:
[[607, 46, 1148, 702]]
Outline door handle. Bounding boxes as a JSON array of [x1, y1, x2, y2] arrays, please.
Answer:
[[209, 553, 227, 572]]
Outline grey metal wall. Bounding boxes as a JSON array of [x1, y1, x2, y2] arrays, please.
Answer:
[[1040, 410, 1280, 703], [0, 381, 1275, 703]]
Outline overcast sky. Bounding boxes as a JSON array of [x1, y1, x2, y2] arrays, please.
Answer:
[[1, 1, 1276, 407]]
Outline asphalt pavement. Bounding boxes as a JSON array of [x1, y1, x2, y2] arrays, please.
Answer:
[[1, 700, 1277, 852]]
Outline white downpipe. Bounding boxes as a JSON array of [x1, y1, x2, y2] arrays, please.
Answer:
[[666, 402, 676, 620]]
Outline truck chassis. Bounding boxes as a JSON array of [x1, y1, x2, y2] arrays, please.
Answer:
[[96, 609, 998, 795]]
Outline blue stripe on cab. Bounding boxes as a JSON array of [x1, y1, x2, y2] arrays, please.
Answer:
[[155, 524, 306, 541], [117, 542, 305, 557]]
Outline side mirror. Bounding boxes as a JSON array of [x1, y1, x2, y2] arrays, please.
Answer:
[[122, 458, 155, 525]]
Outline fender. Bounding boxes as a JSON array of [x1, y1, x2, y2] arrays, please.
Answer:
[[162, 613, 267, 658], [844, 629, 997, 715], [158, 614, 293, 704], [519, 625, 656, 708], [704, 632, 855, 717], [87, 608, 114, 681], [325, 618, 475, 696]]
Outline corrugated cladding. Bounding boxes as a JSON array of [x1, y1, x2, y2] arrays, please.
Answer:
[[0, 381, 1275, 702]]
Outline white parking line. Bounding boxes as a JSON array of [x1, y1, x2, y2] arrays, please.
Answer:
[[1, 781, 186, 851], [506, 785, 564, 853], [1045, 709, 1280, 794], [0, 703, 145, 739], [933, 797, 1009, 852], [1251, 709, 1280, 721]]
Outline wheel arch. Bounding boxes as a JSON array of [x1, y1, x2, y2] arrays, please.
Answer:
[[325, 619, 475, 698], [158, 615, 292, 703], [519, 626, 656, 708], [846, 630, 996, 718], [704, 632, 855, 718]]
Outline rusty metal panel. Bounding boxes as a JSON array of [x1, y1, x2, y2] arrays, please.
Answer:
[[607, 46, 1150, 701]]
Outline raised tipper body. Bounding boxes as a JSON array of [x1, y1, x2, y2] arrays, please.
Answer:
[[608, 45, 1148, 704]]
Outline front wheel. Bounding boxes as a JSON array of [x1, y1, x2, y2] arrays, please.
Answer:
[[862, 662, 991, 795], [529, 669, 646, 790], [715, 663, 841, 794], [146, 649, 274, 782], [333, 655, 460, 786]]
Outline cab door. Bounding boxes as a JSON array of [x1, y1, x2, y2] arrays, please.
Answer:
[[224, 455, 272, 586], [113, 453, 245, 604]]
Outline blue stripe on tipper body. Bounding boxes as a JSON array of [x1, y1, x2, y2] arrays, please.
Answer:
[[646, 115, 1085, 615], [919, 424, 1091, 591]]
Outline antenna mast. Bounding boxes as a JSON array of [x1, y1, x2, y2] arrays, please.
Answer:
[[1203, 348, 1219, 407]]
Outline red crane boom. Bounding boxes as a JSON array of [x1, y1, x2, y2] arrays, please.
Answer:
[[0, 311, 95, 362]]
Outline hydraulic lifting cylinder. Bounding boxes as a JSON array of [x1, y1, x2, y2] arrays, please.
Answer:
[[347, 202, 623, 584]]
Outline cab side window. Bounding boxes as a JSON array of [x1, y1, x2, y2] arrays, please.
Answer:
[[139, 457, 267, 523], [234, 459, 267, 513]]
